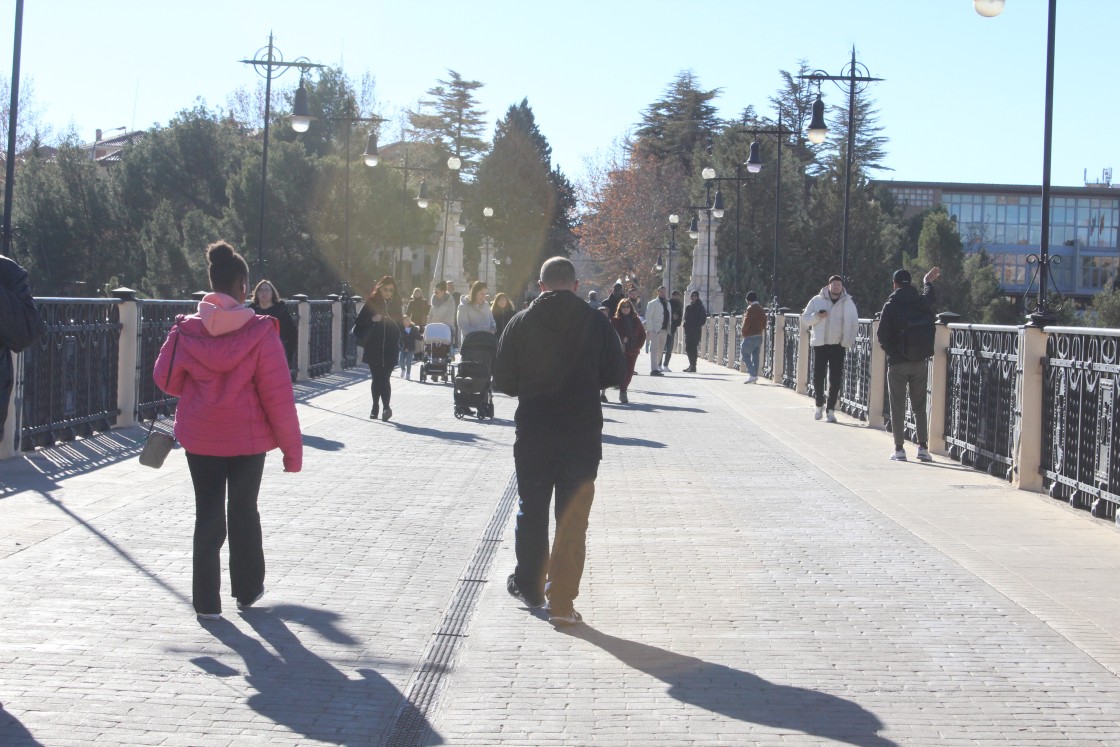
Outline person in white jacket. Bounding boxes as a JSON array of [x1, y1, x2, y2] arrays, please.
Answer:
[[800, 275, 859, 422], [644, 286, 671, 376], [456, 280, 496, 346]]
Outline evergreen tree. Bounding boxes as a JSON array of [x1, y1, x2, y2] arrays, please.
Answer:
[[906, 208, 967, 314], [409, 70, 489, 174], [475, 99, 576, 299], [633, 71, 721, 176]]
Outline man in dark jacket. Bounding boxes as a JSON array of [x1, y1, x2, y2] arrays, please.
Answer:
[[662, 289, 683, 371], [494, 257, 625, 626], [602, 282, 625, 316], [876, 266, 940, 463], [0, 254, 44, 439]]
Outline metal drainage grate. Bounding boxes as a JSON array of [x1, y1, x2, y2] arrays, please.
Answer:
[[382, 472, 520, 747]]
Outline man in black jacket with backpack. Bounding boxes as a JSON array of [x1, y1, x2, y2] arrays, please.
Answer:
[[877, 266, 940, 463]]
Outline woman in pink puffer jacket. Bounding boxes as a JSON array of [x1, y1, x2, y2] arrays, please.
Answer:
[[154, 241, 302, 621]]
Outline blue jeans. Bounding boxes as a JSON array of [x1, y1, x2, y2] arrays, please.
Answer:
[[740, 334, 763, 377], [399, 349, 414, 378]]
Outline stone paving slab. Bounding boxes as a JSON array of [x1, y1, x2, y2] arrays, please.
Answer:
[[1, 355, 1119, 746]]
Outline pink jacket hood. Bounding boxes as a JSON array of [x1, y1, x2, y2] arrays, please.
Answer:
[[196, 292, 257, 337]]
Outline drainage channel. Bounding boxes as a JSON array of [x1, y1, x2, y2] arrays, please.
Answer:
[[381, 472, 520, 747]]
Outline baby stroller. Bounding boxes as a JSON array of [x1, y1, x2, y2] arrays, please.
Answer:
[[419, 323, 453, 383], [453, 331, 497, 419]]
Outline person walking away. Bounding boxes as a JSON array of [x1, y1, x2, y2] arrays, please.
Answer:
[[494, 257, 625, 626], [645, 286, 670, 376], [801, 275, 859, 422], [399, 315, 421, 379], [491, 292, 516, 339], [663, 290, 683, 371], [597, 305, 613, 403], [586, 290, 601, 309], [611, 298, 646, 404], [602, 282, 625, 316], [740, 291, 767, 384], [877, 267, 941, 462], [249, 279, 298, 375], [354, 276, 403, 421], [682, 290, 707, 372], [457, 281, 496, 346], [153, 241, 302, 621], [406, 287, 430, 329], [0, 253, 45, 440], [626, 285, 643, 317]]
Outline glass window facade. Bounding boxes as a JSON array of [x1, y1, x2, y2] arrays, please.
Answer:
[[944, 192, 1119, 249], [887, 187, 935, 209], [1081, 255, 1118, 290]]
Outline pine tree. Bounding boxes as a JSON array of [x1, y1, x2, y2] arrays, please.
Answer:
[[633, 71, 722, 176], [409, 70, 489, 174]]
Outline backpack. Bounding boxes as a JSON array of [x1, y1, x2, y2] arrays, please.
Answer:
[[897, 300, 936, 361]]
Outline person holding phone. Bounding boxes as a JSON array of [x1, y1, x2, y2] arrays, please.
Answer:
[[800, 274, 859, 422]]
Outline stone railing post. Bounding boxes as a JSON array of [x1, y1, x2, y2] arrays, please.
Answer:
[[772, 316, 785, 383], [715, 315, 725, 366], [928, 313, 960, 454], [795, 318, 810, 395], [327, 295, 343, 373], [293, 294, 310, 381], [113, 289, 139, 429], [1014, 324, 1048, 492], [868, 319, 886, 429]]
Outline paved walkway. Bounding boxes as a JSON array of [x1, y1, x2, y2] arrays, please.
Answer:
[[1, 352, 1119, 746]]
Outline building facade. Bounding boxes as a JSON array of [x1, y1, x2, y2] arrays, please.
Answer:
[[874, 180, 1120, 301]]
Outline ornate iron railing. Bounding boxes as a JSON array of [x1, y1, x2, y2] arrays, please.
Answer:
[[806, 340, 816, 401], [838, 320, 874, 421], [20, 300, 121, 450], [341, 297, 359, 368], [307, 301, 334, 378], [943, 325, 1019, 480], [1042, 328, 1120, 520], [762, 309, 776, 379], [284, 300, 300, 379], [782, 314, 799, 389], [721, 315, 735, 368], [136, 300, 197, 423]]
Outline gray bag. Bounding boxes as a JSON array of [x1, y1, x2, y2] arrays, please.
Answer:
[[140, 325, 180, 469]]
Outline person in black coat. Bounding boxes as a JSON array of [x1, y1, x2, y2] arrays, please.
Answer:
[[249, 279, 298, 370], [0, 254, 45, 438], [493, 257, 625, 626], [491, 292, 516, 339], [682, 290, 707, 372], [354, 275, 403, 421]]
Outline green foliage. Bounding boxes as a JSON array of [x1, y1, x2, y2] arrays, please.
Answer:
[[1089, 287, 1120, 328], [905, 208, 967, 314], [409, 70, 489, 173], [633, 71, 721, 176], [476, 100, 575, 300]]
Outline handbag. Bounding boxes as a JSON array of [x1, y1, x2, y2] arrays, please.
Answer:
[[140, 326, 180, 469]]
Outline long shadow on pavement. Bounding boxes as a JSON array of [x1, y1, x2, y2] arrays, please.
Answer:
[[201, 604, 442, 746], [609, 400, 706, 414], [0, 704, 44, 746], [568, 625, 898, 747], [602, 434, 667, 449]]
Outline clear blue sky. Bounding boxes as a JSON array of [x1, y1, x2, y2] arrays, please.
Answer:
[[5, 0, 1117, 189]]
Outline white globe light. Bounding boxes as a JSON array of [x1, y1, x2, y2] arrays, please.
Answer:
[[290, 116, 311, 133], [447, 156, 462, 170], [701, 167, 716, 180], [364, 154, 380, 167], [974, 0, 1005, 17]]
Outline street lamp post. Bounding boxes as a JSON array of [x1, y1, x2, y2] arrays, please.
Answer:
[[240, 34, 325, 280], [1, 0, 23, 259], [320, 100, 384, 294], [742, 115, 797, 308], [798, 48, 883, 282], [976, 0, 1057, 325], [688, 168, 721, 310]]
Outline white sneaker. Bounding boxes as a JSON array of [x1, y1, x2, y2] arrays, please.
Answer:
[[916, 447, 933, 462], [814, 407, 823, 421], [825, 410, 837, 423], [745, 375, 758, 384], [890, 449, 907, 461], [662, 365, 671, 372]]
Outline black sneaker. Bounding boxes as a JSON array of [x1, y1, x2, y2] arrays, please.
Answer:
[[237, 588, 265, 610], [382, 407, 392, 422], [650, 370, 663, 377], [506, 573, 544, 608], [546, 602, 583, 626], [370, 408, 378, 419]]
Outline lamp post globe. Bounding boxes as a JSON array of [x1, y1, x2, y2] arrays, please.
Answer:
[[362, 132, 380, 167], [974, 0, 1005, 17]]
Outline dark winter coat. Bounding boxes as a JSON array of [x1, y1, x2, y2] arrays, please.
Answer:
[[611, 312, 647, 351], [668, 298, 683, 333], [354, 294, 403, 370], [683, 299, 707, 343], [876, 281, 937, 365], [0, 255, 44, 436], [493, 304, 516, 340], [493, 290, 626, 460], [406, 296, 431, 328], [250, 301, 298, 365]]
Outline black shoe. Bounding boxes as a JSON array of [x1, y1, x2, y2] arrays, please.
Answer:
[[650, 370, 663, 377], [600, 393, 608, 403], [507, 573, 544, 608], [381, 407, 392, 422], [370, 408, 378, 419], [619, 391, 628, 404], [236, 588, 265, 610]]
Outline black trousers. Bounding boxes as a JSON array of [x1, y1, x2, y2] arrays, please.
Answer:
[[684, 332, 700, 369], [813, 343, 846, 410], [369, 365, 392, 413], [512, 442, 598, 606], [185, 452, 267, 615], [663, 331, 677, 366]]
